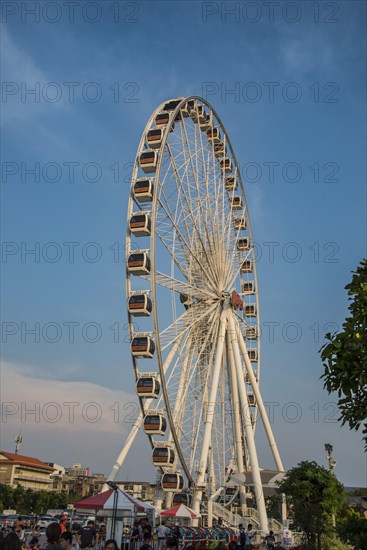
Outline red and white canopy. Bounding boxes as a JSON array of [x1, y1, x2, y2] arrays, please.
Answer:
[[160, 504, 201, 518], [74, 488, 154, 513]]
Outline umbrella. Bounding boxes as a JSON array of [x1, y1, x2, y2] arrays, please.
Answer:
[[160, 504, 201, 518]]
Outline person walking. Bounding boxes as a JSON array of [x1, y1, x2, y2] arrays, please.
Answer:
[[244, 525, 256, 550], [263, 530, 276, 549], [75, 521, 98, 550]]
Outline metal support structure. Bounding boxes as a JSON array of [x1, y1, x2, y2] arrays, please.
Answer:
[[192, 310, 228, 521], [227, 312, 268, 533]]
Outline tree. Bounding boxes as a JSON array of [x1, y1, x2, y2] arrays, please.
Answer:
[[337, 507, 367, 549], [276, 461, 345, 550], [320, 259, 367, 448]]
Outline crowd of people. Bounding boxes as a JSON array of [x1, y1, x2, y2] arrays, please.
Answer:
[[0, 516, 287, 550]]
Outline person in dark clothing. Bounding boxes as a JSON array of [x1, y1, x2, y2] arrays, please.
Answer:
[[0, 532, 22, 550], [264, 530, 276, 549], [76, 521, 98, 550], [45, 523, 63, 550]]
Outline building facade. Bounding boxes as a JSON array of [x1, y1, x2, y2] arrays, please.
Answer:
[[0, 451, 54, 491]]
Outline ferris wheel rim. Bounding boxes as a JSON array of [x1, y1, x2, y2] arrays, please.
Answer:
[[126, 96, 261, 495]]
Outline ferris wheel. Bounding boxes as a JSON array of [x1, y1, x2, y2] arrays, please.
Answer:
[[108, 97, 284, 532]]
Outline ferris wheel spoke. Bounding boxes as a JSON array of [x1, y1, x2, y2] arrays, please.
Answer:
[[159, 302, 217, 351], [166, 142, 221, 289]]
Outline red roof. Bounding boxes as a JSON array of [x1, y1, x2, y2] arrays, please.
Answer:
[[0, 452, 54, 471], [74, 489, 114, 509]]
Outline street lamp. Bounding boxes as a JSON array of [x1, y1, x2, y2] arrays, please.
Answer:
[[106, 481, 119, 540], [324, 443, 337, 471]]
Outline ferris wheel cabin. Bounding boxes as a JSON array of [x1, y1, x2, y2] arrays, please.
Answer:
[[133, 178, 154, 202], [207, 126, 222, 144], [234, 217, 247, 230], [241, 259, 253, 273], [246, 327, 258, 340], [180, 99, 196, 118], [136, 375, 160, 397], [248, 392, 256, 407], [144, 412, 167, 435], [199, 112, 212, 132], [172, 493, 189, 506], [152, 445, 175, 466], [146, 127, 163, 149], [214, 142, 227, 158], [155, 111, 173, 128], [219, 157, 233, 173], [225, 176, 238, 191], [248, 348, 258, 362], [180, 293, 193, 309], [231, 196, 242, 209], [245, 304, 257, 317], [129, 213, 151, 237], [139, 149, 158, 173], [243, 281, 255, 294], [131, 335, 155, 358], [128, 294, 152, 316], [127, 251, 151, 275], [161, 473, 184, 492], [237, 237, 250, 251]]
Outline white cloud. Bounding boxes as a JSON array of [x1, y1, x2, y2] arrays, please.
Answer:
[[1, 361, 140, 466]]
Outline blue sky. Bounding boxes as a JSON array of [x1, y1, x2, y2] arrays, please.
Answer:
[[1, 1, 366, 487]]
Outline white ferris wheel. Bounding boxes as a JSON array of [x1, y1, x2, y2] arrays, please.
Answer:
[[108, 97, 285, 532]]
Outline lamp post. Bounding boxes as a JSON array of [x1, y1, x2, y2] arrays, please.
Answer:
[[107, 481, 119, 540], [324, 443, 336, 472]]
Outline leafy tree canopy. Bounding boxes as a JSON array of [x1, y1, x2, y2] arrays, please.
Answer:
[[321, 259, 367, 448], [277, 461, 345, 550]]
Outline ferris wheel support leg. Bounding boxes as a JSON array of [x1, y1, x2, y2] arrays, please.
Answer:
[[192, 310, 228, 524], [235, 321, 284, 471], [234, 320, 287, 525], [106, 410, 144, 483], [228, 313, 268, 533], [227, 333, 247, 510]]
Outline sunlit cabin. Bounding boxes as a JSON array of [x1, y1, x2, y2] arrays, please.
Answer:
[[139, 149, 157, 173], [231, 196, 242, 209], [248, 393, 256, 406], [129, 213, 151, 237], [246, 327, 258, 340], [127, 251, 151, 275], [214, 142, 227, 158], [245, 304, 257, 317], [133, 178, 154, 202], [128, 294, 152, 317], [161, 473, 184, 492], [180, 293, 193, 309], [247, 348, 258, 362], [241, 259, 253, 273], [219, 157, 233, 173], [173, 493, 188, 506], [152, 445, 175, 466], [180, 100, 194, 118], [144, 412, 167, 435], [131, 335, 155, 358], [196, 105, 207, 125], [234, 217, 246, 230], [163, 98, 183, 114], [243, 281, 255, 294], [155, 111, 174, 129], [207, 127, 221, 144], [199, 112, 212, 132], [146, 127, 163, 149], [225, 176, 238, 191], [237, 237, 250, 251], [136, 375, 160, 398]]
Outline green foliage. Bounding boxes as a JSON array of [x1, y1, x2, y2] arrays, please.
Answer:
[[0, 484, 81, 514], [320, 259, 367, 448], [277, 461, 345, 550], [337, 507, 367, 550]]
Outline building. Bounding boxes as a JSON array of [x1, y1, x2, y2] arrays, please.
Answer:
[[116, 481, 156, 502], [0, 451, 54, 491]]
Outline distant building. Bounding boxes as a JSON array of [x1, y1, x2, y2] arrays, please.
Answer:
[[116, 481, 156, 502], [48, 462, 105, 497], [0, 451, 53, 491]]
